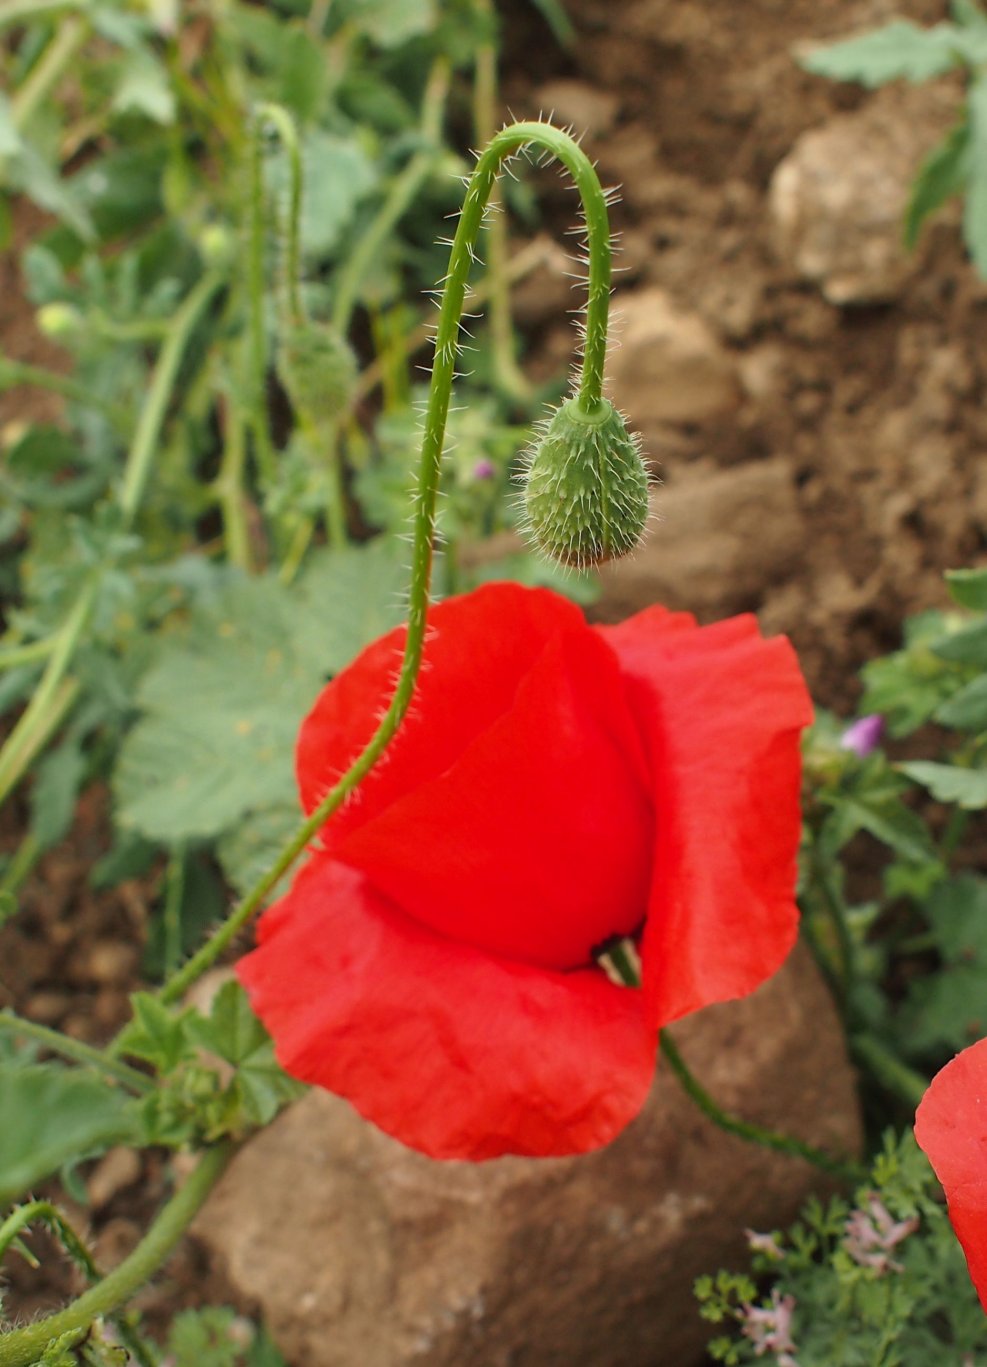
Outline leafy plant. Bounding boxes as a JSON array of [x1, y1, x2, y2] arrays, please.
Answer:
[[800, 0, 987, 272]]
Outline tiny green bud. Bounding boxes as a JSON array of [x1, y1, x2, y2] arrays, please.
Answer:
[[277, 319, 358, 430], [523, 397, 649, 567], [198, 222, 236, 269], [36, 303, 83, 339]]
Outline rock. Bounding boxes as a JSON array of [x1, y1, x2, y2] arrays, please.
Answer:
[[769, 88, 952, 306], [598, 457, 804, 619], [606, 289, 741, 442], [195, 945, 860, 1367], [533, 80, 620, 138]]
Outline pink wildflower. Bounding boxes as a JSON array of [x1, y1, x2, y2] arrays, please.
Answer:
[[843, 1193, 919, 1274], [740, 1289, 800, 1364]]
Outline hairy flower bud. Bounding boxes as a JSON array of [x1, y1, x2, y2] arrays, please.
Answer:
[[277, 320, 358, 429], [523, 398, 649, 568]]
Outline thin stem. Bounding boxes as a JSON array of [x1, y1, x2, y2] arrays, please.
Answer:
[[246, 125, 277, 486], [0, 660, 81, 811], [255, 103, 304, 328], [159, 121, 614, 1004], [851, 1033, 928, 1110], [0, 635, 57, 671], [472, 0, 531, 401], [0, 1145, 233, 1367], [161, 846, 186, 981], [119, 271, 226, 527], [331, 57, 450, 333], [0, 0, 82, 26], [0, 1011, 153, 1095], [660, 1030, 863, 1182], [212, 384, 253, 572], [10, 15, 87, 130]]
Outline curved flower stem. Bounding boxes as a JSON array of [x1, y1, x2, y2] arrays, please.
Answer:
[[0, 1144, 233, 1367], [158, 120, 615, 1006], [659, 1030, 863, 1182], [0, 1010, 153, 1095]]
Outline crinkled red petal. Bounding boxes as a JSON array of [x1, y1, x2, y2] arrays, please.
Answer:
[[598, 610, 812, 1029], [332, 625, 653, 970], [296, 583, 588, 840], [915, 1038, 987, 1311], [236, 855, 656, 1160]]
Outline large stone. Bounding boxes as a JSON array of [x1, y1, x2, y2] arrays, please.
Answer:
[[606, 288, 741, 440], [195, 945, 860, 1367], [598, 456, 804, 620], [769, 88, 952, 306]]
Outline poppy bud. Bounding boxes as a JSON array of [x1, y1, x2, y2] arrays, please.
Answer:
[[523, 398, 649, 568], [277, 320, 358, 429]]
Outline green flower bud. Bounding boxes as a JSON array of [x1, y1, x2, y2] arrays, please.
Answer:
[[198, 222, 237, 269], [36, 303, 83, 339], [523, 397, 649, 568], [277, 320, 358, 430]]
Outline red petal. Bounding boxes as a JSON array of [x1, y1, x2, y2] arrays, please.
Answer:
[[332, 625, 653, 970], [296, 583, 587, 838], [237, 855, 656, 1159], [915, 1039, 987, 1311], [599, 611, 812, 1028]]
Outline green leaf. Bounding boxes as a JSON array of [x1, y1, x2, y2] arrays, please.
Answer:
[[898, 760, 987, 808], [187, 981, 267, 1065], [276, 24, 327, 122], [269, 130, 377, 261], [900, 875, 987, 1053], [112, 47, 176, 124], [216, 802, 298, 897], [935, 672, 987, 730], [953, 0, 987, 30], [336, 0, 436, 47], [931, 617, 987, 665], [29, 739, 86, 850], [839, 796, 936, 864], [0, 1058, 139, 1207], [904, 116, 971, 249], [114, 545, 407, 847], [799, 21, 966, 87], [947, 566, 987, 611], [115, 992, 194, 1072]]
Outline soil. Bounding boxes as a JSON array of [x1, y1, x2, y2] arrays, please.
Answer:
[[1, 0, 984, 1361]]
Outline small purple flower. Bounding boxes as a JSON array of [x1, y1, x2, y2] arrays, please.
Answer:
[[840, 714, 884, 759], [843, 1193, 919, 1275], [472, 457, 497, 481], [740, 1290, 800, 1363]]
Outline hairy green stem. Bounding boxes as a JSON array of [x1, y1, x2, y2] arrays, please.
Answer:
[[159, 120, 615, 1005], [660, 1031, 863, 1182], [246, 126, 277, 486], [0, 1011, 153, 1095], [212, 381, 253, 572], [472, 1, 531, 401], [119, 271, 226, 527], [255, 103, 304, 327], [0, 1145, 233, 1367], [331, 57, 450, 334]]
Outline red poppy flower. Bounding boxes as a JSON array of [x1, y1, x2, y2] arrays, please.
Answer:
[[236, 583, 811, 1159], [915, 1038, 987, 1310]]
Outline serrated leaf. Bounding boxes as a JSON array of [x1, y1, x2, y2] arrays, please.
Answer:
[[187, 981, 267, 1065], [0, 1057, 139, 1207], [799, 21, 966, 87], [947, 566, 987, 610], [898, 760, 987, 808], [904, 116, 971, 248], [114, 544, 408, 847], [935, 673, 987, 730], [116, 992, 194, 1072]]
